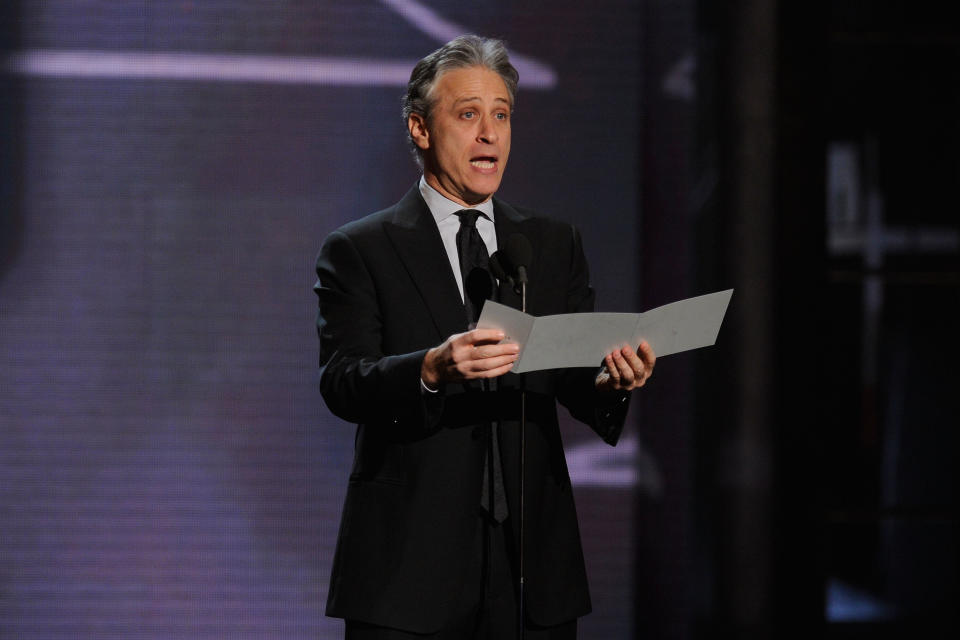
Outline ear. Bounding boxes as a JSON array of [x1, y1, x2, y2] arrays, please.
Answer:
[[407, 113, 430, 151]]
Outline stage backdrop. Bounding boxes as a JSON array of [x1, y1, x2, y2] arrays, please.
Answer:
[[0, 2, 646, 638]]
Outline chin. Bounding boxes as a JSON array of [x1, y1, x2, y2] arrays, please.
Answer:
[[466, 178, 502, 200]]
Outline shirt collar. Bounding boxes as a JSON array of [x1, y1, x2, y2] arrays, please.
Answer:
[[419, 176, 495, 225]]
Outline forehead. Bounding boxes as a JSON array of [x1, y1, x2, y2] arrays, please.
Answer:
[[432, 66, 511, 106]]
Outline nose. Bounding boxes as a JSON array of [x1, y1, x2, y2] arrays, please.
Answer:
[[477, 117, 498, 145]]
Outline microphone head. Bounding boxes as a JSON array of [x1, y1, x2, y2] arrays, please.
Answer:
[[502, 234, 532, 288], [503, 234, 533, 271], [488, 252, 511, 283]]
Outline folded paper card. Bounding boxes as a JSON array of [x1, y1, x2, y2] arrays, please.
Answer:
[[477, 289, 733, 373]]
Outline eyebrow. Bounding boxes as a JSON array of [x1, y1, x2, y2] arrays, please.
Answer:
[[453, 96, 511, 106]]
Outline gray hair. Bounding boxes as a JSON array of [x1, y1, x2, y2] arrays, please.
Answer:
[[401, 35, 519, 165]]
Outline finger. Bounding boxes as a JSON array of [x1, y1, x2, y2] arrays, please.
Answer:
[[637, 340, 657, 369], [619, 345, 649, 387], [611, 349, 636, 385], [461, 353, 518, 375], [636, 342, 657, 386], [479, 361, 518, 378], [471, 343, 520, 360], [463, 329, 508, 345], [604, 354, 620, 383], [619, 345, 645, 372], [451, 340, 516, 365]]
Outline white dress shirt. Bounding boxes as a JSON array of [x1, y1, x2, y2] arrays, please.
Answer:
[[419, 176, 497, 302]]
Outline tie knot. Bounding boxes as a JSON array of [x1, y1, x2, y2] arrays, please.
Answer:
[[455, 209, 484, 229]]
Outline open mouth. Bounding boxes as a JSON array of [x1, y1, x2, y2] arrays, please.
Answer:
[[470, 156, 497, 170]]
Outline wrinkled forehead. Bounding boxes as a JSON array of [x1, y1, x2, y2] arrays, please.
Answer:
[[428, 65, 513, 108]]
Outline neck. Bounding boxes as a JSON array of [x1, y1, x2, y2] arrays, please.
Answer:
[[423, 172, 492, 208]]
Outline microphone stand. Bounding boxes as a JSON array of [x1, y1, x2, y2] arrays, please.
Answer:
[[517, 277, 527, 640], [491, 249, 529, 639]]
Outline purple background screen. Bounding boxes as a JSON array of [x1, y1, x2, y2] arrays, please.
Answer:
[[0, 2, 646, 638]]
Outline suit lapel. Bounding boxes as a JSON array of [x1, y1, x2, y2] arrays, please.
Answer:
[[383, 186, 467, 341]]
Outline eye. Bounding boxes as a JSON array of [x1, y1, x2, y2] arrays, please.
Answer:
[[495, 112, 508, 120], [462, 110, 476, 119]]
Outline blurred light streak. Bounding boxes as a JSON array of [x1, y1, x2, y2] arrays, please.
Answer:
[[1, 48, 557, 89], [378, 0, 558, 87]]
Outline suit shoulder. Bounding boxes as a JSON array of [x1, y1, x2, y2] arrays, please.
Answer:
[[330, 206, 395, 240], [496, 199, 573, 232], [318, 197, 412, 261], [512, 206, 582, 249], [326, 185, 424, 244], [315, 205, 401, 273]]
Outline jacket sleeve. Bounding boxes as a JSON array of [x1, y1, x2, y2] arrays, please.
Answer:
[[314, 229, 443, 429], [554, 224, 631, 445]]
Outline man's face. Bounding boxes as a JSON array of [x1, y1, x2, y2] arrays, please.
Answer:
[[409, 66, 512, 207]]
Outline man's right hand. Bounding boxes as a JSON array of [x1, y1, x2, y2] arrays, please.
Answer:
[[420, 329, 519, 390]]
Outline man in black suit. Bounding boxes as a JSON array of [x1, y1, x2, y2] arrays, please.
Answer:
[[315, 35, 655, 640]]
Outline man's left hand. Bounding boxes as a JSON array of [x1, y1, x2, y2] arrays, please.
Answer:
[[595, 341, 656, 392]]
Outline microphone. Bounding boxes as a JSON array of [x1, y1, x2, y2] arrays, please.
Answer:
[[500, 234, 532, 295]]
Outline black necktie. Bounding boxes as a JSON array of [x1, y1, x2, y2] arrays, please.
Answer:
[[454, 209, 508, 522], [455, 209, 491, 326]]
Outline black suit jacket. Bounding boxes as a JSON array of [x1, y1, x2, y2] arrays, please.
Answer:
[[314, 185, 629, 633]]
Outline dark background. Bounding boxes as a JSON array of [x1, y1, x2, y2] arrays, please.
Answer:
[[1, 1, 956, 639]]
